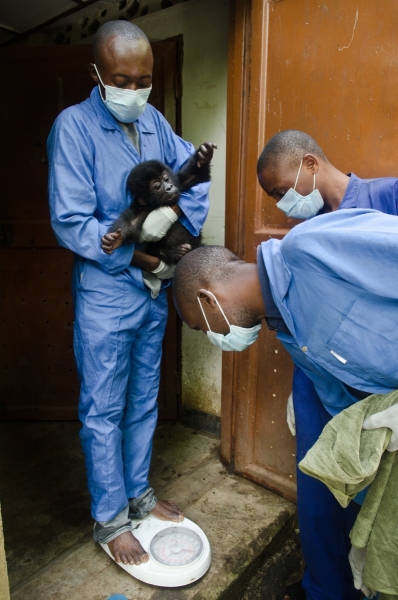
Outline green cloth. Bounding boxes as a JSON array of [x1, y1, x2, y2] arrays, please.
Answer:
[[299, 390, 398, 598]]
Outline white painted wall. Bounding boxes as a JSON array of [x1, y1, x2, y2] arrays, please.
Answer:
[[134, 0, 228, 415], [133, 0, 228, 416]]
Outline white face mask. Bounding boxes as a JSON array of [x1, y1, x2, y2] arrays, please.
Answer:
[[276, 159, 324, 219], [94, 64, 152, 123], [197, 291, 261, 352]]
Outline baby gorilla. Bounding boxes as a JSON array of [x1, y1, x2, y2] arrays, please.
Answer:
[[101, 142, 216, 264]]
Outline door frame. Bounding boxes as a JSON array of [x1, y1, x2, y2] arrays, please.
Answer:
[[222, 0, 297, 501]]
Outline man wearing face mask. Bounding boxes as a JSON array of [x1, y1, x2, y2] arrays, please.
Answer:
[[173, 209, 398, 600], [48, 21, 210, 567], [256, 130, 398, 600]]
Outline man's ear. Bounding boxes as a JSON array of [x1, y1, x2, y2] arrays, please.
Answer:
[[198, 289, 217, 308], [89, 63, 99, 83], [137, 197, 147, 206], [302, 153, 319, 174]]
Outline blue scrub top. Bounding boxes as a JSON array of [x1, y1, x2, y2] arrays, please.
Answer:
[[340, 173, 398, 214], [260, 208, 398, 416], [47, 86, 210, 282]]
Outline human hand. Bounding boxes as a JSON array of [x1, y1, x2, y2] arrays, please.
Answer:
[[101, 229, 123, 254], [348, 546, 376, 599], [362, 403, 398, 451], [286, 393, 296, 436], [196, 142, 217, 168]]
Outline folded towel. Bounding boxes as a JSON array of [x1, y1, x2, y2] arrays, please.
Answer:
[[299, 390, 398, 598]]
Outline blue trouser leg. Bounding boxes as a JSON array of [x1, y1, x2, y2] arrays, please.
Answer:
[[293, 366, 361, 600], [121, 300, 168, 499], [74, 262, 168, 523]]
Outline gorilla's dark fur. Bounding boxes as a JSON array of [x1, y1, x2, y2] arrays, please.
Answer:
[[108, 146, 212, 264]]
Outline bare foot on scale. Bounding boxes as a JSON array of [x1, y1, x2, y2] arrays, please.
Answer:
[[108, 500, 183, 565], [108, 531, 149, 566], [150, 499, 184, 521]]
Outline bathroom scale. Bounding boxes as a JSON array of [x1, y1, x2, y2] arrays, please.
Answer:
[[100, 515, 211, 587]]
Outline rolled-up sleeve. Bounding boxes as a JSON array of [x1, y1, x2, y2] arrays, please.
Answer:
[[48, 112, 134, 275]]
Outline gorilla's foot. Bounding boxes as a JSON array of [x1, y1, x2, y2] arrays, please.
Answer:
[[150, 499, 184, 522], [108, 531, 149, 566]]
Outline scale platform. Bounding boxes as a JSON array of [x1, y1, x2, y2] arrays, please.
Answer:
[[100, 514, 211, 587]]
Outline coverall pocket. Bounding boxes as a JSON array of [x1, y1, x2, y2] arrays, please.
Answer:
[[327, 300, 398, 387]]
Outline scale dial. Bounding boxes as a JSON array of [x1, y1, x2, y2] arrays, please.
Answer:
[[150, 526, 203, 566]]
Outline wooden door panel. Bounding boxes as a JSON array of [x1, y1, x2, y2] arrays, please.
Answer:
[[225, 0, 398, 501], [264, 2, 398, 178], [224, 0, 297, 501], [0, 40, 182, 420], [0, 247, 78, 419]]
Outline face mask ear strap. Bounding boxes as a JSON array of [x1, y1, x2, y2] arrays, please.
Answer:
[[204, 290, 231, 328], [94, 64, 106, 101], [313, 172, 316, 191], [293, 159, 304, 191], [197, 296, 212, 332]]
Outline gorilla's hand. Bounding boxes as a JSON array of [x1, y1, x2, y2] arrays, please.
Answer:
[[101, 229, 123, 254], [196, 142, 217, 167]]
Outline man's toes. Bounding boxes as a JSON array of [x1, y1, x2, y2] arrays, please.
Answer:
[[140, 552, 149, 564], [168, 500, 183, 514], [130, 551, 148, 566]]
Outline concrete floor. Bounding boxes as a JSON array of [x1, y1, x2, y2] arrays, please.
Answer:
[[0, 421, 297, 599]]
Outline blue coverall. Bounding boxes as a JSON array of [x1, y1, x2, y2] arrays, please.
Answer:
[[259, 209, 398, 598], [292, 176, 398, 599], [48, 87, 210, 531]]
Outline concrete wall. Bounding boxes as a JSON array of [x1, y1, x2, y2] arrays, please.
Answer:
[[0, 507, 10, 600], [31, 0, 229, 417]]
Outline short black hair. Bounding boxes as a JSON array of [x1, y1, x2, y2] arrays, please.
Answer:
[[93, 20, 149, 62], [173, 246, 240, 308], [257, 130, 328, 174]]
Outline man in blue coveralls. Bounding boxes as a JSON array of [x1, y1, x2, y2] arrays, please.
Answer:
[[172, 208, 398, 600], [256, 130, 398, 600], [48, 21, 210, 566]]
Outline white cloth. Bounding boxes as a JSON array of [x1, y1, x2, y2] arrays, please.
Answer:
[[143, 261, 176, 299], [151, 260, 176, 280], [140, 206, 178, 242], [348, 547, 376, 599], [286, 392, 296, 436], [363, 403, 398, 451]]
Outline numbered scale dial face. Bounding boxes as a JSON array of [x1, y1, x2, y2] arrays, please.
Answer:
[[150, 526, 203, 567]]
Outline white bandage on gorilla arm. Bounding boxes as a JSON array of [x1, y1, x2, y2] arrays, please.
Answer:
[[151, 260, 176, 280], [140, 206, 178, 242]]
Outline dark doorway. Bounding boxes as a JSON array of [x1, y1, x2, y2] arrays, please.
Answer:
[[0, 38, 183, 421]]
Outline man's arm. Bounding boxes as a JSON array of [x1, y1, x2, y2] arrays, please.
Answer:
[[131, 249, 160, 271], [48, 111, 134, 276]]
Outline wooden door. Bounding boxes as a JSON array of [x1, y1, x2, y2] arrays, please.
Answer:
[[0, 39, 182, 420], [224, 0, 398, 501]]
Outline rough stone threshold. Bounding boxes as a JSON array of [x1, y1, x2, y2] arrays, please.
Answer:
[[9, 422, 301, 600]]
